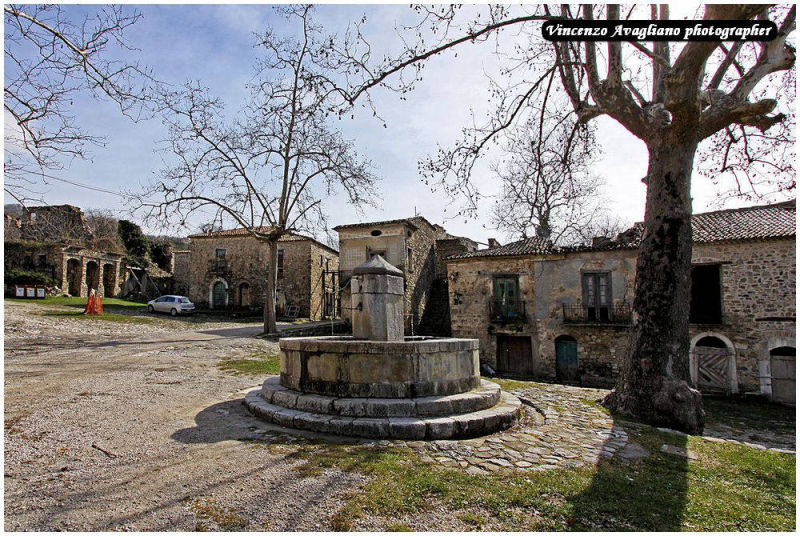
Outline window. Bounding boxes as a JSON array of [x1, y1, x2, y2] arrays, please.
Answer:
[[582, 272, 611, 321], [407, 248, 413, 272], [690, 264, 722, 324], [215, 248, 226, 258], [37, 254, 47, 266], [277, 249, 285, 279], [320, 255, 324, 266], [492, 275, 524, 321], [370, 229, 382, 236], [325, 258, 330, 271]]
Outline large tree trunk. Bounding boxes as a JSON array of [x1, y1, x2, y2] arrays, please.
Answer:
[[263, 238, 279, 335], [603, 133, 705, 434]]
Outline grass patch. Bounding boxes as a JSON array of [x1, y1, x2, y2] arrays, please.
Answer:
[[281, 426, 795, 531], [10, 296, 146, 310], [39, 309, 158, 325], [218, 350, 280, 375], [484, 377, 537, 391], [188, 497, 247, 531]]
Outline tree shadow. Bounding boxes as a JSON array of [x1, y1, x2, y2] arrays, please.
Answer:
[[567, 414, 690, 531], [170, 397, 359, 446]]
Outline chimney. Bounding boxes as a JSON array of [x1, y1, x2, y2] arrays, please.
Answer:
[[487, 238, 501, 248]]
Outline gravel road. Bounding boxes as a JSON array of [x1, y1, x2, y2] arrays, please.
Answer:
[[4, 300, 366, 531]]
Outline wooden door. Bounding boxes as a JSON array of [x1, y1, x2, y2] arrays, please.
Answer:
[[771, 347, 795, 405], [555, 337, 579, 383], [693, 346, 731, 394], [496, 336, 533, 377]]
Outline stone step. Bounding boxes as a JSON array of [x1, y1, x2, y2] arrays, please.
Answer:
[[260, 376, 501, 418], [244, 389, 522, 440]]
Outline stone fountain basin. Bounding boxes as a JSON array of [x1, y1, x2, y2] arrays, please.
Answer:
[[279, 336, 481, 398]]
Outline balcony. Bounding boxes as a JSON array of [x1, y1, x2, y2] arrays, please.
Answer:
[[490, 299, 527, 323], [562, 302, 632, 325]]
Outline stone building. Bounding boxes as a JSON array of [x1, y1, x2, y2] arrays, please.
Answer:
[[4, 205, 126, 298], [177, 227, 339, 320], [334, 216, 477, 335], [446, 200, 796, 403]]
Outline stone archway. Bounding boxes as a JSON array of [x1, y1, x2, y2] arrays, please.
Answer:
[[102, 263, 116, 298], [85, 260, 100, 293], [209, 279, 228, 309], [690, 333, 737, 395], [66, 258, 82, 296]]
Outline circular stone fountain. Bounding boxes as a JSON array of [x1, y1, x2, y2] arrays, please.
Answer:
[[244, 256, 522, 440]]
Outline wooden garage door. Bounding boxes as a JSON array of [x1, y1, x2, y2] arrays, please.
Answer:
[[497, 336, 533, 377], [771, 347, 795, 405]]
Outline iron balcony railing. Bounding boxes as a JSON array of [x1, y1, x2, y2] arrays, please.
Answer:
[[490, 299, 527, 323], [562, 302, 632, 324]]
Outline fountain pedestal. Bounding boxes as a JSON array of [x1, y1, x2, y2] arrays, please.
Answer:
[[244, 256, 521, 439]]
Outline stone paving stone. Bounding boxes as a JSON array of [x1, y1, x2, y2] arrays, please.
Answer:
[[393, 381, 792, 474]]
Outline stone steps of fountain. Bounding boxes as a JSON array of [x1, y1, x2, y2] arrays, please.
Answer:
[[243, 388, 522, 440], [258, 376, 502, 418]]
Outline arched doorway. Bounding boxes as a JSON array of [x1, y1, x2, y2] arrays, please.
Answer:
[[85, 261, 100, 293], [102, 263, 116, 297], [555, 335, 579, 383], [770, 346, 795, 405], [691, 335, 735, 394], [211, 280, 228, 308], [239, 282, 251, 307], [66, 258, 81, 296]]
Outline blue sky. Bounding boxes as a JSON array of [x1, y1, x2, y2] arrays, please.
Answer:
[[4, 4, 792, 244]]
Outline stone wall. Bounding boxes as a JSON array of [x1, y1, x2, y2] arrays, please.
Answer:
[[448, 256, 539, 370], [689, 239, 796, 393], [172, 250, 191, 295], [187, 235, 271, 308], [337, 218, 447, 334], [447, 237, 796, 395], [186, 233, 338, 319], [435, 237, 478, 278], [4, 241, 65, 287]]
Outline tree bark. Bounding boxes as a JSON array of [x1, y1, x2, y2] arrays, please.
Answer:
[[602, 132, 705, 434], [263, 238, 279, 335]]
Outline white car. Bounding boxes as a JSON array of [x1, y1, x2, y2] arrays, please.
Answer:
[[147, 295, 195, 316]]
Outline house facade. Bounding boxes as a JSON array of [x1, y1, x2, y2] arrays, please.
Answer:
[[178, 228, 339, 320], [334, 216, 477, 335], [446, 201, 796, 403]]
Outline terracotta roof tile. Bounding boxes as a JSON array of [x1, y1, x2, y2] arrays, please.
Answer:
[[448, 200, 795, 260]]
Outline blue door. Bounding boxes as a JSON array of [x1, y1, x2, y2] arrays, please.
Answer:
[[555, 336, 579, 383]]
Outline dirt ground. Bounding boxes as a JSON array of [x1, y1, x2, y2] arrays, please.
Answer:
[[4, 300, 366, 531]]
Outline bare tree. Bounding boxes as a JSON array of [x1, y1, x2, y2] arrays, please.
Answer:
[[4, 4, 155, 204], [489, 103, 624, 244], [85, 209, 125, 253], [138, 5, 377, 334], [332, 4, 795, 432]]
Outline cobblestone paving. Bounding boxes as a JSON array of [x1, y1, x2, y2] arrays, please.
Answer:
[[406, 383, 630, 474], [398, 382, 795, 473]]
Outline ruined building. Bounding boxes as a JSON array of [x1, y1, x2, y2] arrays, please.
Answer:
[[446, 200, 796, 404], [4, 205, 125, 297], [174, 227, 339, 319], [334, 216, 477, 335]]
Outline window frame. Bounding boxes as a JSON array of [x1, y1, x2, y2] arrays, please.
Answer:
[[581, 271, 612, 322]]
